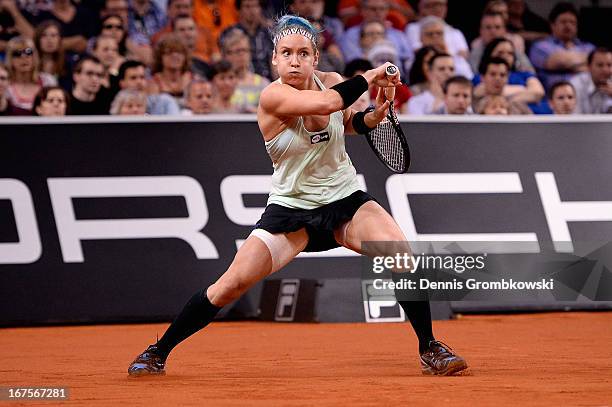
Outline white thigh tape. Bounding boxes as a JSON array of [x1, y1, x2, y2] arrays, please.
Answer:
[[250, 229, 298, 273]]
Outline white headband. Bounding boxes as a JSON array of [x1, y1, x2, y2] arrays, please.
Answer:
[[273, 27, 317, 48]]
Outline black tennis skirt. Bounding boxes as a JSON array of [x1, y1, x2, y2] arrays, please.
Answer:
[[254, 190, 376, 252]]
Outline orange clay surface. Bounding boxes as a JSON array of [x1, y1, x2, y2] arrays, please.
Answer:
[[1, 312, 611, 406]]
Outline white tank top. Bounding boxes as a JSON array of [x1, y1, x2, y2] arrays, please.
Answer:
[[265, 74, 361, 209]]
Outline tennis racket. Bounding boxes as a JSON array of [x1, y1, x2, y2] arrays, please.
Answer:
[[364, 65, 411, 173]]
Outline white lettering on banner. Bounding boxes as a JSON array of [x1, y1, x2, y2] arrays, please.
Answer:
[[4, 172, 612, 265], [0, 179, 42, 264], [536, 172, 612, 253], [386, 173, 540, 253], [227, 175, 368, 258], [47, 176, 218, 263], [220, 175, 272, 225]]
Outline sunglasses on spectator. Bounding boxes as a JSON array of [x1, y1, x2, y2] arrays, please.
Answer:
[[103, 24, 123, 30], [12, 48, 34, 58]]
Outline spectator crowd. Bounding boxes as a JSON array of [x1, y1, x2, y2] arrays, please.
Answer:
[[0, 0, 610, 117]]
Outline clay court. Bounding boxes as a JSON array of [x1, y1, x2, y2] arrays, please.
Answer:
[[1, 311, 611, 406]]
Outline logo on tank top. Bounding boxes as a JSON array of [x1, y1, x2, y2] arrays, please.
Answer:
[[310, 132, 330, 144]]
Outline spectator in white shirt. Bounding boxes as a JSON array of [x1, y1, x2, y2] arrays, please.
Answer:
[[419, 16, 472, 79], [405, 52, 454, 114], [569, 48, 612, 114], [405, 0, 468, 59]]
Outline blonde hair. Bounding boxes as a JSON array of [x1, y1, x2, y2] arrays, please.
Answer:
[[5, 36, 40, 83], [476, 95, 507, 114], [110, 89, 147, 115]]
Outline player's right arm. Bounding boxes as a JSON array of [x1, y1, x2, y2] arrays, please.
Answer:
[[259, 82, 344, 117], [259, 63, 400, 118]]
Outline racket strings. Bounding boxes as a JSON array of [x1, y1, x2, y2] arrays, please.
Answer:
[[369, 115, 406, 172]]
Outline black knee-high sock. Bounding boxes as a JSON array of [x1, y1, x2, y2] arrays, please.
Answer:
[[398, 300, 435, 354], [155, 289, 221, 359]]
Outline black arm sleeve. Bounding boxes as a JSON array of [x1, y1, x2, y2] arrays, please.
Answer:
[[330, 75, 369, 109], [351, 106, 376, 134]]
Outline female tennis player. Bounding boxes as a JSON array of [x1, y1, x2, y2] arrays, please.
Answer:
[[128, 15, 467, 377]]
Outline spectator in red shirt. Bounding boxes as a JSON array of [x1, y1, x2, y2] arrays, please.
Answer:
[[337, 0, 415, 30]]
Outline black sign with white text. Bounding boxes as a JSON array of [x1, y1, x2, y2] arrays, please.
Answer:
[[1, 117, 612, 324]]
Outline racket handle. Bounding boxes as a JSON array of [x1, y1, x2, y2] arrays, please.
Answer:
[[385, 65, 398, 76], [384, 64, 398, 101]]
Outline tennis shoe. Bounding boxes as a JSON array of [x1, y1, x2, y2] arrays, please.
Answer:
[[128, 345, 166, 376], [420, 340, 468, 376]]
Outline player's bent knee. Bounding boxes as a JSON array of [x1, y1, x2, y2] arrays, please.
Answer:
[[208, 277, 246, 306]]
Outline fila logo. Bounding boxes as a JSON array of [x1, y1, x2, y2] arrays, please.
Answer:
[[310, 132, 330, 144], [275, 279, 300, 321], [361, 280, 406, 323]]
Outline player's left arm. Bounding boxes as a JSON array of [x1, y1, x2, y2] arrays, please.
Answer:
[[343, 87, 393, 135], [319, 69, 395, 135]]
